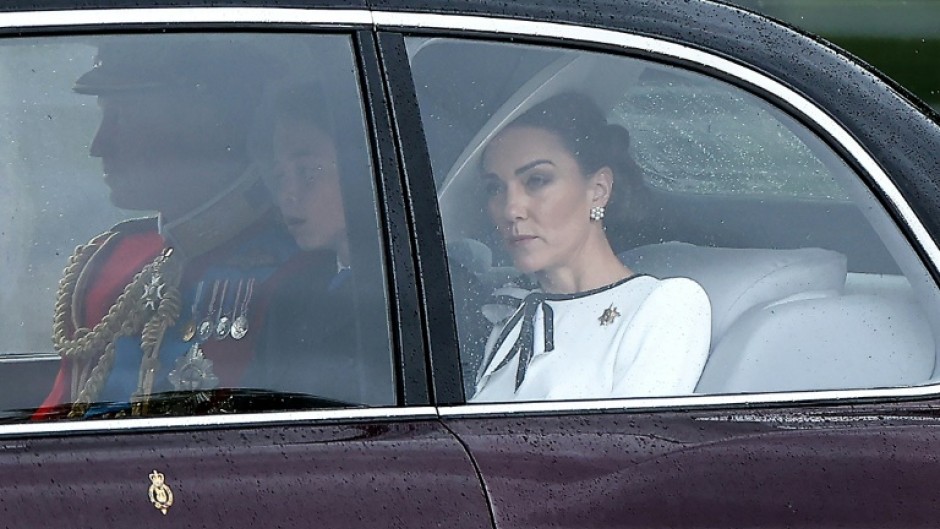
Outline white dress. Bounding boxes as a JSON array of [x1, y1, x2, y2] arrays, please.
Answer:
[[471, 275, 711, 402]]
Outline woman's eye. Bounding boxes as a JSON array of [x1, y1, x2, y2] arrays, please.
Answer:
[[525, 173, 552, 190]]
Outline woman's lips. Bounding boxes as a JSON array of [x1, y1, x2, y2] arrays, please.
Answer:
[[507, 234, 538, 247]]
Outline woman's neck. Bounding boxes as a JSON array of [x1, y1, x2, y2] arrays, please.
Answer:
[[535, 235, 632, 294]]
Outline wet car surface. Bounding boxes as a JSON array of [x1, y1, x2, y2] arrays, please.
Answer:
[[1, 1, 940, 527]]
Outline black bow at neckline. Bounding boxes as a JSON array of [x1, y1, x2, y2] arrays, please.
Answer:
[[488, 292, 556, 391]]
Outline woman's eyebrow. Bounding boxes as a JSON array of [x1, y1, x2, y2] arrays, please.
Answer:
[[515, 159, 553, 176]]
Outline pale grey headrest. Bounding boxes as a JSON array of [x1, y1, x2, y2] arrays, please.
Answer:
[[620, 242, 848, 340]]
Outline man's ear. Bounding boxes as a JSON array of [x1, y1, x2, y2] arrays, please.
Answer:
[[590, 166, 614, 207]]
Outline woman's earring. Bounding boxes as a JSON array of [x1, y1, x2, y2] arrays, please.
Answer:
[[590, 205, 606, 222]]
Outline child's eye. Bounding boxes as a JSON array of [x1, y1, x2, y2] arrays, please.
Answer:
[[266, 167, 285, 187], [483, 178, 504, 197], [300, 165, 323, 184]]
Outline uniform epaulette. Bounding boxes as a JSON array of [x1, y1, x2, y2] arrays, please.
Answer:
[[71, 216, 160, 327], [51, 222, 181, 417], [108, 216, 160, 235], [81, 216, 158, 253]]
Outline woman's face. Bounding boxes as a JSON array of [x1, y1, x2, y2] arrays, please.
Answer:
[[481, 125, 607, 275], [271, 118, 346, 252]]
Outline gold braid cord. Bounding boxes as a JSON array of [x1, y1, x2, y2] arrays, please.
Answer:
[[132, 260, 183, 417], [53, 242, 183, 418]]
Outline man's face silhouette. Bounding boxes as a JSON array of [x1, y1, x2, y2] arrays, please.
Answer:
[[90, 89, 238, 218]]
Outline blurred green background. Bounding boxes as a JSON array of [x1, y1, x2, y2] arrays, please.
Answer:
[[729, 0, 940, 112]]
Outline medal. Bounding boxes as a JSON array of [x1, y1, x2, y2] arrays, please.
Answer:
[[182, 281, 205, 342], [230, 317, 248, 340], [213, 280, 231, 340], [230, 278, 254, 340], [198, 280, 220, 342], [168, 343, 219, 391], [181, 322, 196, 343], [197, 320, 213, 342], [215, 316, 231, 339]]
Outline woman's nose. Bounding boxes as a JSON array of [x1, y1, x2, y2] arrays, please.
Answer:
[[502, 185, 527, 221]]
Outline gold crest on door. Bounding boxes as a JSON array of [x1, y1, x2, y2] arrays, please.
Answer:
[[148, 470, 174, 515]]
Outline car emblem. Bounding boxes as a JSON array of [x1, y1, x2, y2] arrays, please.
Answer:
[[148, 470, 174, 515], [598, 305, 620, 326]]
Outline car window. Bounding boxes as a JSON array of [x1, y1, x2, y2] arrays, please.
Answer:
[[615, 72, 848, 199], [406, 37, 940, 402], [0, 33, 396, 421]]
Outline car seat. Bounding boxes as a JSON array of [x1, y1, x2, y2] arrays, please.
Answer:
[[621, 242, 935, 393]]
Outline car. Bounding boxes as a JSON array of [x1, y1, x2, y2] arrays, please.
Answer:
[[1, 0, 940, 526]]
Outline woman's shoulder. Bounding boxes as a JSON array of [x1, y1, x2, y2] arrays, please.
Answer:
[[622, 275, 711, 314], [647, 275, 708, 297]]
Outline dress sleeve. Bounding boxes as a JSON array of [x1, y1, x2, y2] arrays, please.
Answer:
[[611, 277, 712, 397]]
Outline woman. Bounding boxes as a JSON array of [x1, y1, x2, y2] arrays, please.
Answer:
[[471, 92, 711, 402]]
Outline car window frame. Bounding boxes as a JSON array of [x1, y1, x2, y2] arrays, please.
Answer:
[[0, 8, 434, 438], [373, 12, 940, 416], [3, 6, 940, 427]]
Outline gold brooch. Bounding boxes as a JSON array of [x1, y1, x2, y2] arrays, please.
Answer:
[[598, 304, 620, 326], [148, 470, 174, 515]]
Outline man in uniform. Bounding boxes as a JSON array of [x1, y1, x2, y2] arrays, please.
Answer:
[[35, 37, 298, 419]]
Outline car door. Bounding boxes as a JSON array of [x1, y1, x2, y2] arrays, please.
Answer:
[[0, 8, 491, 528], [382, 5, 940, 528]]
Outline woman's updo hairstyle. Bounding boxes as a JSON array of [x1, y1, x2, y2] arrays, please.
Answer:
[[500, 92, 649, 231]]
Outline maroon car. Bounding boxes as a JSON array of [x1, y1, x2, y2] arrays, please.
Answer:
[[1, 1, 940, 527]]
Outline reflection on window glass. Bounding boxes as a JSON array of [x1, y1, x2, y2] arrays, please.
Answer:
[[408, 37, 940, 403], [616, 69, 848, 199], [0, 34, 395, 422]]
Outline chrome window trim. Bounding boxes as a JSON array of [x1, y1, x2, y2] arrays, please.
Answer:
[[438, 385, 940, 418], [0, 353, 58, 364], [0, 7, 934, 428], [0, 7, 371, 28], [0, 406, 437, 437]]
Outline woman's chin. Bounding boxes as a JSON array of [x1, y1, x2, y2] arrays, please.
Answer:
[[510, 257, 543, 275]]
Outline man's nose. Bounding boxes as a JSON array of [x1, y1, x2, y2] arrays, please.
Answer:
[[89, 114, 115, 158]]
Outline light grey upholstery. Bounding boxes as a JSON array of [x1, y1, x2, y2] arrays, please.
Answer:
[[696, 294, 935, 393], [622, 242, 935, 393], [620, 242, 848, 342]]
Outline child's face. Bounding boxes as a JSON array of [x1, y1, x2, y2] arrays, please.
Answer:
[[271, 119, 346, 252]]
